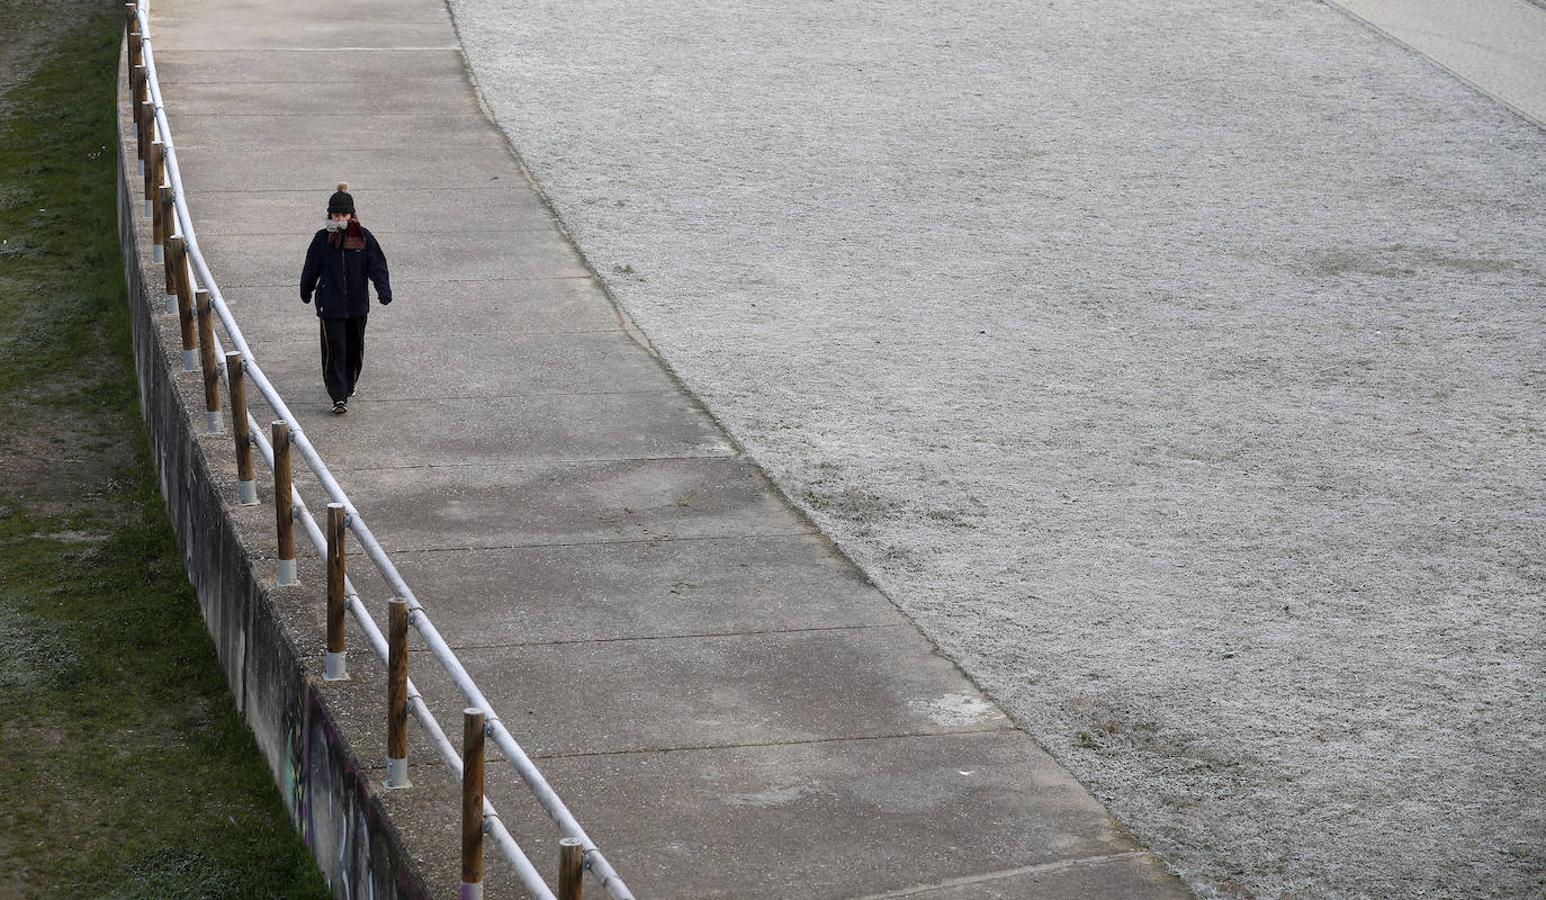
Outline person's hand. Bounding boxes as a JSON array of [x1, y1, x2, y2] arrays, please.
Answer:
[[380, 296, 393, 306], [301, 294, 311, 304]]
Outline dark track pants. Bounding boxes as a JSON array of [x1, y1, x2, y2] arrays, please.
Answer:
[[319, 315, 367, 402]]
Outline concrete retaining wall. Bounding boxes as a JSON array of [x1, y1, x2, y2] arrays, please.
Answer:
[[115, 50, 428, 900]]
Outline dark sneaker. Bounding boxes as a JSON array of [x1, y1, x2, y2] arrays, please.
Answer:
[[332, 400, 348, 415]]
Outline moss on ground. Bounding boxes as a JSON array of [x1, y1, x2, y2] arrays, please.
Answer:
[[0, 3, 329, 897]]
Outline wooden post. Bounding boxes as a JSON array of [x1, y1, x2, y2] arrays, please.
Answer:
[[385, 598, 412, 788], [176, 255, 196, 370], [128, 61, 139, 127], [225, 351, 258, 506], [129, 11, 145, 126], [136, 74, 149, 128], [134, 76, 149, 161], [324, 503, 348, 682], [126, 5, 142, 171], [163, 234, 185, 315], [126, 2, 146, 165], [195, 289, 222, 434], [128, 55, 142, 132], [558, 838, 585, 900], [145, 135, 160, 201], [158, 184, 175, 273], [271, 421, 297, 586], [150, 167, 165, 258], [461, 708, 486, 900], [143, 133, 159, 216]]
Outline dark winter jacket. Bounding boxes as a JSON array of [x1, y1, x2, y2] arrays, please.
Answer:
[[299, 225, 392, 318]]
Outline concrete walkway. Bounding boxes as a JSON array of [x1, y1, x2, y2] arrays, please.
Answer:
[[149, 0, 1186, 896]]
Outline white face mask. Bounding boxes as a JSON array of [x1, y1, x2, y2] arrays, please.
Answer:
[[325, 217, 349, 232]]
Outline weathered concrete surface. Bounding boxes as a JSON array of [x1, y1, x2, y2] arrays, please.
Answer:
[[123, 0, 1192, 896]]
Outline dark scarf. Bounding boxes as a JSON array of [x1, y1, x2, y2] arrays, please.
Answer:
[[327, 218, 366, 251]]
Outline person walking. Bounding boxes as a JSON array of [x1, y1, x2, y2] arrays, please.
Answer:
[[299, 182, 392, 415]]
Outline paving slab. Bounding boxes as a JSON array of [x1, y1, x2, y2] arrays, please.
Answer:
[[200, 228, 588, 286], [167, 79, 480, 118], [248, 395, 733, 470], [161, 0, 451, 24], [149, 21, 455, 51], [351, 535, 902, 646], [478, 731, 1152, 899], [341, 457, 805, 551], [169, 112, 506, 151], [243, 329, 678, 400], [214, 279, 621, 338], [176, 146, 516, 192], [154, 48, 469, 83], [411, 626, 1013, 756], [180, 185, 551, 235]]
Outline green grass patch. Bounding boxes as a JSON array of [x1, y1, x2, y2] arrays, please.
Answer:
[[0, 4, 329, 897]]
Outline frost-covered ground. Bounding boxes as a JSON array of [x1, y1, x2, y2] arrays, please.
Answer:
[[446, 0, 1546, 895]]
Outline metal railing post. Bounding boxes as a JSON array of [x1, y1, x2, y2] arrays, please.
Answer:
[[325, 503, 349, 681], [195, 288, 222, 434], [271, 421, 298, 586], [163, 234, 184, 315], [385, 597, 412, 788], [559, 839, 584, 900], [225, 352, 258, 505], [461, 708, 486, 900]]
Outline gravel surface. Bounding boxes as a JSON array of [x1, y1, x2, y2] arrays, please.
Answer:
[[447, 0, 1546, 896]]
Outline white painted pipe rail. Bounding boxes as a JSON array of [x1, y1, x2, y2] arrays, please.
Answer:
[[248, 421, 555, 900], [131, 5, 635, 897]]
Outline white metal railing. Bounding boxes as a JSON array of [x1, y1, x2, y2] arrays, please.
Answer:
[[126, 4, 634, 897]]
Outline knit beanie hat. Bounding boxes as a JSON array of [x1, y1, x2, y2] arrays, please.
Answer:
[[327, 182, 356, 216]]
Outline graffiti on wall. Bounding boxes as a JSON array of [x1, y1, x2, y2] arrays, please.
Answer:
[[279, 682, 426, 899]]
